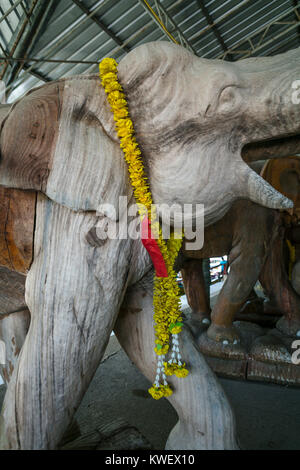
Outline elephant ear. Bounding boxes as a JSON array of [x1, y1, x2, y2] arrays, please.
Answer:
[[0, 76, 130, 212]]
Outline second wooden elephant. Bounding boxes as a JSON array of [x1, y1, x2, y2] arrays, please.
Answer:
[[181, 157, 300, 343]]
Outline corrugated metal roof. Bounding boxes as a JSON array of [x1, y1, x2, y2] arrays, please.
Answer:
[[0, 0, 299, 102]]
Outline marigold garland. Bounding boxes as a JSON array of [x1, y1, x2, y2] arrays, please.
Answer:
[[99, 58, 189, 400]]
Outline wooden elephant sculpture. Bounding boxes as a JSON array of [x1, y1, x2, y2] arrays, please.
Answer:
[[0, 41, 300, 449], [181, 157, 300, 344], [0, 189, 238, 450]]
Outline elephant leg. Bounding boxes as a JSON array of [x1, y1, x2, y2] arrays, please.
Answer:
[[206, 261, 259, 344], [0, 309, 30, 385], [114, 273, 238, 450], [181, 259, 211, 328], [0, 267, 30, 384], [260, 227, 300, 337], [207, 204, 277, 343], [0, 194, 135, 449]]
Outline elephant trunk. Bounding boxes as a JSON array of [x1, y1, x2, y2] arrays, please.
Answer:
[[235, 162, 293, 210]]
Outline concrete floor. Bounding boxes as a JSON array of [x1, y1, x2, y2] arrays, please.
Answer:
[[1, 334, 300, 450], [76, 337, 300, 450]]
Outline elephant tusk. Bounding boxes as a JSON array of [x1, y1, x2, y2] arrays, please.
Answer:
[[237, 162, 294, 210]]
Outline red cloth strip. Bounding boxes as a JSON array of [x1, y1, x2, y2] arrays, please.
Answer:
[[141, 216, 168, 278]]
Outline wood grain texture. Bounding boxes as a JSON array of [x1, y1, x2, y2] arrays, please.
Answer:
[[0, 76, 127, 213], [0, 82, 63, 191], [0, 188, 36, 274], [0, 104, 12, 128], [0, 192, 149, 449], [45, 76, 127, 212]]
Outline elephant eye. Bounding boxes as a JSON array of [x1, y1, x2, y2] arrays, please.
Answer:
[[219, 85, 236, 103], [217, 85, 241, 112]]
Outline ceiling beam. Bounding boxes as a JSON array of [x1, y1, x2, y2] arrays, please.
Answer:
[[23, 63, 50, 82], [71, 0, 130, 53], [292, 0, 300, 43], [4, 1, 111, 97], [196, 0, 233, 60], [0, 0, 40, 80], [0, 33, 49, 84], [189, 0, 251, 45], [0, 56, 99, 65], [217, 6, 300, 60], [137, 0, 198, 55], [5, 0, 59, 87], [0, 0, 25, 26]]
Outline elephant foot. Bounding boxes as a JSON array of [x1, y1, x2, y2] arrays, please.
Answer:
[[276, 316, 300, 338], [207, 323, 240, 345], [184, 315, 210, 341], [191, 311, 211, 326], [198, 330, 246, 360]]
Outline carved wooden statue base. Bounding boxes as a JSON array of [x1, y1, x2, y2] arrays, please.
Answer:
[[187, 317, 300, 386]]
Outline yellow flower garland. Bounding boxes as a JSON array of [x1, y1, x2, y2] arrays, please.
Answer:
[[99, 58, 188, 400]]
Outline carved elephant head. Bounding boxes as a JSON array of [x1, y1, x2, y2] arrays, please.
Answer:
[[0, 42, 300, 226]]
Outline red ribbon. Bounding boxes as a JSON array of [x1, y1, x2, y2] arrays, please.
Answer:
[[141, 216, 168, 278]]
